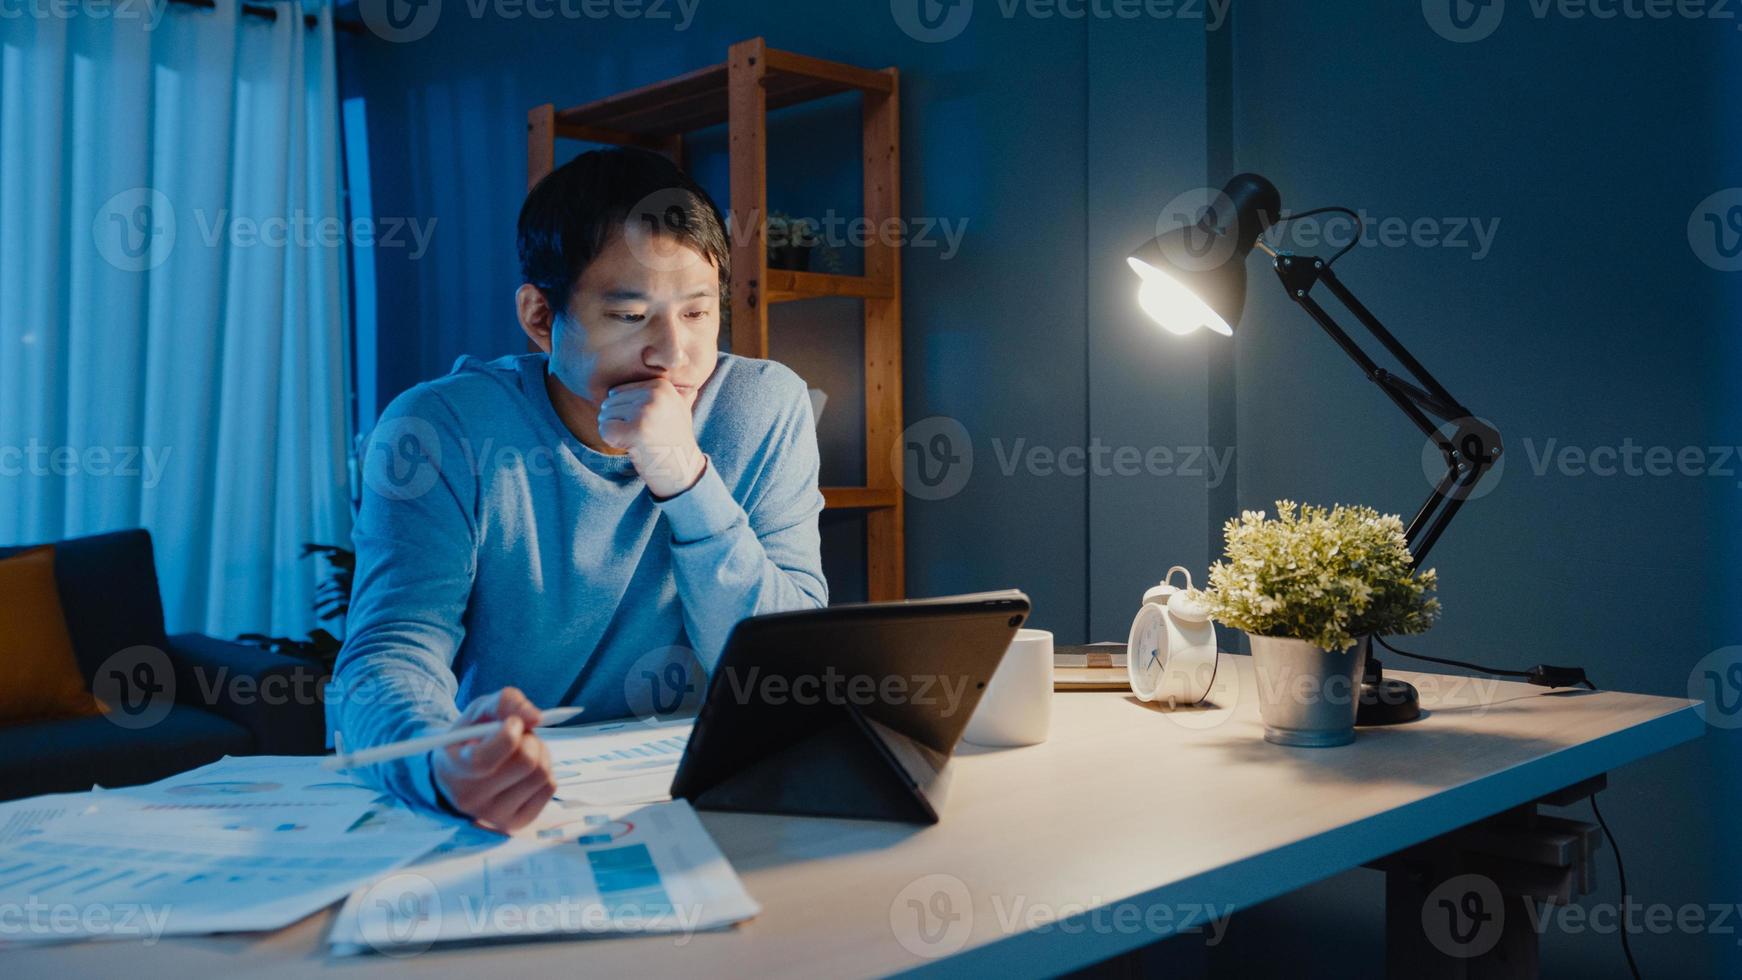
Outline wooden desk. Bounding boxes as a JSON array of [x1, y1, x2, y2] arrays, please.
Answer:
[[7, 656, 1700, 978]]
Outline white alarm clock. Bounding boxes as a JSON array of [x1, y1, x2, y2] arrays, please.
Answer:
[[1127, 566, 1220, 706]]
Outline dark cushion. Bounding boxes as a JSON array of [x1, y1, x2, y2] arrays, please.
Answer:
[[0, 528, 169, 684], [167, 633, 329, 755], [0, 706, 254, 802]]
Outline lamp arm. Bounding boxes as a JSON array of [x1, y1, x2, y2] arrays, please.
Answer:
[[1269, 254, 1502, 565]]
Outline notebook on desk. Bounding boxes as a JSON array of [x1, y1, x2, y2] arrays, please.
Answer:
[[1055, 642, 1130, 690]]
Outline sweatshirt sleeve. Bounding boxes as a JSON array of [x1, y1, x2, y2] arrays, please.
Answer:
[[325, 387, 477, 815], [653, 372, 828, 668]]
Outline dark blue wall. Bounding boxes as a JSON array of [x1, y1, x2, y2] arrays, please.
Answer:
[[341, 0, 1090, 632], [1223, 3, 1740, 976], [342, 1, 1738, 974]]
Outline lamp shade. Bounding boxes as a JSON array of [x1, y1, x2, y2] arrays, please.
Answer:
[[1127, 173, 1281, 336]]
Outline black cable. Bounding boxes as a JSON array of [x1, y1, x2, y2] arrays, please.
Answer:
[[1373, 635, 1631, 976], [1373, 635, 1591, 690], [1373, 634, 1530, 678], [1271, 205, 1365, 267], [1590, 793, 1644, 980], [1377, 635, 1632, 974]]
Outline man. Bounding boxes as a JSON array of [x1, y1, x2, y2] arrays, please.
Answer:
[[327, 148, 827, 832]]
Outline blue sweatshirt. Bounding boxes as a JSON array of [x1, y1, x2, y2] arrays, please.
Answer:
[[327, 350, 827, 813]]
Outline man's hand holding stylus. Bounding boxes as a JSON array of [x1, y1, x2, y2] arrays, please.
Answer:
[[431, 687, 556, 832]]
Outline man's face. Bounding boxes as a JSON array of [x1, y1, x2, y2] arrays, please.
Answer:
[[548, 230, 721, 408]]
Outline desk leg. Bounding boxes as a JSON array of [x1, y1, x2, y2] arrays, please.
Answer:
[[1382, 850, 1541, 979], [1374, 776, 1608, 980]]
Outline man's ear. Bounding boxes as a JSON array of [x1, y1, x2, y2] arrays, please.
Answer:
[[516, 284, 555, 353]]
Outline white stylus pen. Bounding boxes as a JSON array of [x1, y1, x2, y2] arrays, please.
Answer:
[[323, 706, 586, 771]]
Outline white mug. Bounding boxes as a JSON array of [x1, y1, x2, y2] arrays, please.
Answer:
[[964, 628, 1054, 747]]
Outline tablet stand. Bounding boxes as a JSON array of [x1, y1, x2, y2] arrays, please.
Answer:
[[687, 703, 954, 825]]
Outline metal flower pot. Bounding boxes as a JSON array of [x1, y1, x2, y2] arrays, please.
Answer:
[[1246, 634, 1369, 747]]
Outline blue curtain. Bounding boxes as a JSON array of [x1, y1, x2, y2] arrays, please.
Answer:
[[0, 0, 353, 638]]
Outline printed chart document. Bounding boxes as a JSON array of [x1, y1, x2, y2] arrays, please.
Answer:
[[545, 717, 694, 807], [0, 757, 454, 944], [0, 793, 99, 846], [328, 798, 758, 955]]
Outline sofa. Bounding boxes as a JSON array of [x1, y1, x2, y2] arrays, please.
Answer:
[[0, 528, 327, 802]]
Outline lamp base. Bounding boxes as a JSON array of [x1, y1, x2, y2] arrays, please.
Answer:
[[1357, 677, 1422, 726], [1356, 652, 1422, 726]]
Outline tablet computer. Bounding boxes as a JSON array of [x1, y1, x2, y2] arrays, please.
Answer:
[[670, 589, 1031, 824]]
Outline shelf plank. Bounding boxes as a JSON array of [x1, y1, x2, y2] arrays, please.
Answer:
[[821, 486, 900, 510], [552, 121, 681, 155], [764, 270, 894, 304], [553, 52, 869, 138], [527, 104, 554, 190], [862, 70, 905, 602], [763, 49, 895, 95]]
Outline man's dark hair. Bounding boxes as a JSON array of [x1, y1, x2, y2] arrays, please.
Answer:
[[517, 147, 730, 314]]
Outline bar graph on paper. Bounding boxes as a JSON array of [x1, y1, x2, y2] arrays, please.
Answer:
[[543, 719, 693, 803], [553, 735, 686, 781]]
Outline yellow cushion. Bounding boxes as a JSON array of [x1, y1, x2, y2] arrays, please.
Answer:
[[0, 546, 103, 725]]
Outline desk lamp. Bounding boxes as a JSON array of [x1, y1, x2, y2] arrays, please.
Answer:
[[1127, 174, 1502, 726]]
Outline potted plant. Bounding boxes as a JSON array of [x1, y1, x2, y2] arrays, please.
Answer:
[[766, 211, 810, 271], [1201, 501, 1439, 747], [766, 212, 841, 272]]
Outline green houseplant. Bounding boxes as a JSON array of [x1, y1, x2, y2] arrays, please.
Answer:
[[1202, 501, 1440, 746], [766, 211, 842, 273]]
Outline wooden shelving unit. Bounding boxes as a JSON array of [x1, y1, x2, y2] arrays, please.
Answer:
[[527, 38, 905, 601]]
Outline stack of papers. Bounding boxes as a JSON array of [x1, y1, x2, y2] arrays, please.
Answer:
[[0, 718, 760, 954], [328, 798, 758, 954], [0, 756, 454, 945], [329, 715, 760, 954], [546, 717, 694, 807]]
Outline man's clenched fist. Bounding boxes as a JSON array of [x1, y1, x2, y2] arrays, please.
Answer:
[[431, 687, 556, 833], [597, 377, 707, 498]]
